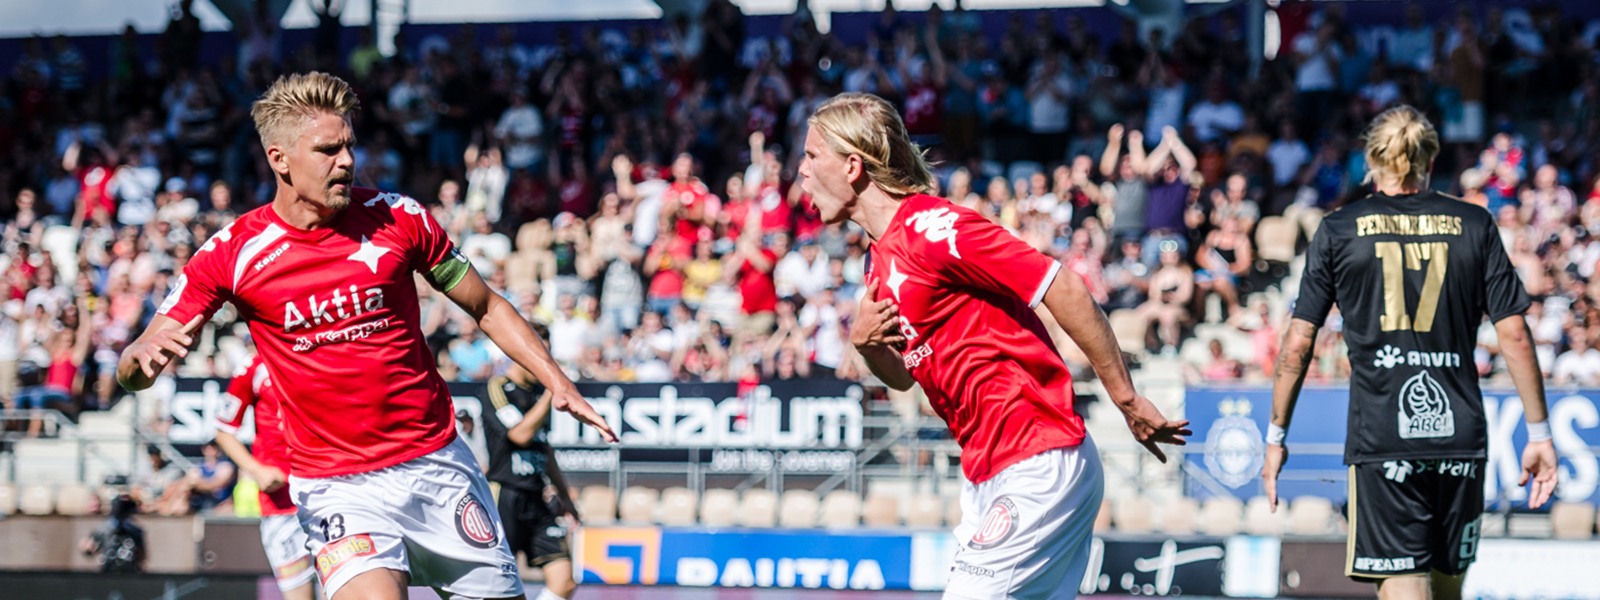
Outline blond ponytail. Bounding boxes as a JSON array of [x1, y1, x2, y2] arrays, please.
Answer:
[[1363, 105, 1440, 190]]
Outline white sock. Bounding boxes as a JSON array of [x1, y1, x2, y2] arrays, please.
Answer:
[[535, 588, 569, 600]]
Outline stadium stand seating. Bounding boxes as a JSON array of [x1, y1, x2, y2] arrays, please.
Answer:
[[1198, 497, 1244, 536], [18, 484, 54, 516], [1111, 496, 1155, 534], [1254, 216, 1299, 263], [1551, 501, 1597, 540], [618, 486, 659, 525], [658, 487, 698, 526], [1093, 499, 1113, 532], [778, 490, 820, 529], [699, 489, 739, 527], [0, 483, 16, 516], [1107, 310, 1148, 355], [54, 484, 95, 516], [905, 494, 945, 528], [1288, 496, 1336, 536], [861, 494, 901, 528], [1159, 497, 1200, 534], [577, 485, 616, 526], [1244, 496, 1286, 536], [737, 489, 778, 528], [819, 490, 862, 529]]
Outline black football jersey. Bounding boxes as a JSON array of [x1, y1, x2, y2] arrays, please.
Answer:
[[1292, 191, 1530, 463], [482, 375, 552, 492]]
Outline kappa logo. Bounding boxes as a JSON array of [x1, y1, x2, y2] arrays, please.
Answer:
[[969, 497, 1018, 550], [905, 208, 961, 258], [455, 494, 499, 548], [364, 192, 431, 231], [1398, 370, 1455, 439], [315, 533, 376, 584], [254, 242, 291, 272]]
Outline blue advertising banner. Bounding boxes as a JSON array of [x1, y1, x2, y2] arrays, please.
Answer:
[[575, 527, 911, 590], [1185, 387, 1600, 506]]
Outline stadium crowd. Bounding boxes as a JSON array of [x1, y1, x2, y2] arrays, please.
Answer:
[[4, 0, 1600, 454]]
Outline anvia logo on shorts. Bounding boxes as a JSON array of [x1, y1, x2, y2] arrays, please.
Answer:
[[456, 494, 499, 549]]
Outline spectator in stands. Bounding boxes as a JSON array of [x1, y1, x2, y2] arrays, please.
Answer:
[[1554, 328, 1600, 387], [1101, 124, 1149, 242], [1139, 240, 1194, 356], [183, 440, 236, 514], [1186, 80, 1244, 145]]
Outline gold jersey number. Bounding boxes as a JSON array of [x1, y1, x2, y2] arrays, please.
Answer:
[[1376, 241, 1449, 332]]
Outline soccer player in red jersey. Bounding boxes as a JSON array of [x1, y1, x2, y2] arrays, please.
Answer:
[[213, 355, 315, 600], [800, 93, 1189, 599], [116, 72, 616, 600]]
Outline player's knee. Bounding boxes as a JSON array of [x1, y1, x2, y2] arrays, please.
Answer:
[[543, 570, 576, 598]]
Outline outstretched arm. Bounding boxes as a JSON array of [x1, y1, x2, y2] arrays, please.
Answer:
[[446, 267, 618, 442], [1263, 317, 1320, 511], [117, 314, 204, 391], [1041, 267, 1190, 462], [1495, 315, 1557, 508]]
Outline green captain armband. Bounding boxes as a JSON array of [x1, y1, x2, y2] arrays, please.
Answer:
[[425, 249, 471, 292]]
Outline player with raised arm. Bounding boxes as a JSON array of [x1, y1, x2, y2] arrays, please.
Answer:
[[801, 92, 1189, 600], [116, 72, 617, 600], [482, 340, 580, 600], [1263, 106, 1559, 600], [213, 355, 316, 600]]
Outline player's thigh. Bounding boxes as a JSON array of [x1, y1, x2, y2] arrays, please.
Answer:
[[260, 513, 315, 592], [496, 488, 536, 560], [1374, 574, 1429, 600], [399, 441, 524, 598], [1427, 461, 1485, 577], [1428, 570, 1467, 600], [293, 478, 410, 597], [540, 558, 577, 596], [334, 568, 410, 600], [945, 442, 1104, 600], [1346, 462, 1432, 580]]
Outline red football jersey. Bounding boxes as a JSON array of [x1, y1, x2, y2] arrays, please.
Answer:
[[216, 356, 296, 516], [160, 187, 469, 478], [866, 194, 1084, 483]]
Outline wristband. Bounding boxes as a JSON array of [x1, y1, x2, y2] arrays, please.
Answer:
[[1527, 420, 1552, 443], [1266, 423, 1287, 446]]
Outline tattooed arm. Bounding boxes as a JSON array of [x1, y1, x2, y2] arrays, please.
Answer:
[[1262, 317, 1320, 511]]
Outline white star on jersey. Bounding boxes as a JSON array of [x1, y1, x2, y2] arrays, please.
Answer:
[[887, 259, 909, 302], [347, 236, 390, 274]]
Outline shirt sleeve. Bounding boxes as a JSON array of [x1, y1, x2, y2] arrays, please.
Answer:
[[1291, 219, 1339, 325], [1481, 216, 1532, 322], [394, 195, 471, 293], [922, 205, 1061, 308], [215, 366, 258, 434], [156, 226, 231, 326]]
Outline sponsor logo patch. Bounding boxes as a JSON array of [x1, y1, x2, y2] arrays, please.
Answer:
[[1354, 556, 1417, 572], [953, 560, 995, 577], [455, 494, 499, 548], [1398, 370, 1455, 439], [968, 497, 1017, 550], [314, 534, 375, 584]]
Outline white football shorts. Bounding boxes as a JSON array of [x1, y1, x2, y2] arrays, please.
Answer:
[[944, 435, 1105, 600], [260, 513, 315, 592], [289, 436, 523, 599]]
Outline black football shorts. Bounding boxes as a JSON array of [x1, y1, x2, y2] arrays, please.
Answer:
[[1345, 459, 1485, 580], [498, 486, 571, 568]]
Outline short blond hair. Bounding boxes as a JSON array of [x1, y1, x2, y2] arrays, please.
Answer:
[[250, 72, 359, 150], [1363, 105, 1439, 189], [807, 93, 934, 197]]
